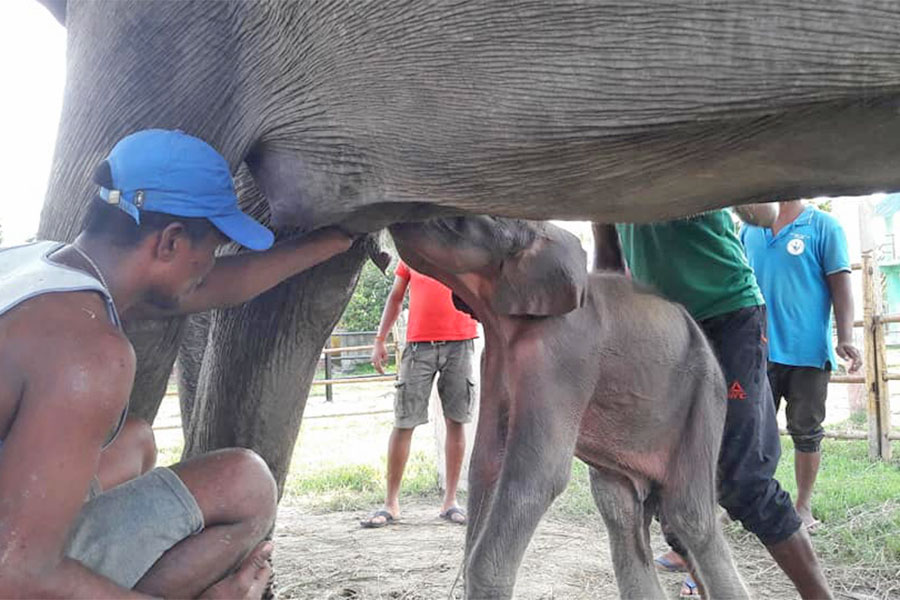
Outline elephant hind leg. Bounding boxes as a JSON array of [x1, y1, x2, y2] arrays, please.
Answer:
[[588, 465, 665, 600], [658, 474, 749, 600]]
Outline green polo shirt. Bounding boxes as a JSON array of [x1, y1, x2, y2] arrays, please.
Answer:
[[616, 210, 764, 321]]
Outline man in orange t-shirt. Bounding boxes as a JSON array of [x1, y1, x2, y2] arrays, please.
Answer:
[[361, 260, 477, 528]]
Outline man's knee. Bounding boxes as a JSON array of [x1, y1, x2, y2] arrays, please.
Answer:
[[719, 476, 801, 545], [216, 448, 278, 530], [789, 428, 824, 453], [445, 417, 465, 432]]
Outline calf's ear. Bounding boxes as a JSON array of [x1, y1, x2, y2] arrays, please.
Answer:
[[491, 226, 587, 317]]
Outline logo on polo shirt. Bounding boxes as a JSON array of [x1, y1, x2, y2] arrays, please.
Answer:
[[787, 238, 805, 256]]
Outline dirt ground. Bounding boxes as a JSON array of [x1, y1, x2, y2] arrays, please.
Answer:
[[271, 501, 805, 600], [155, 381, 888, 600]]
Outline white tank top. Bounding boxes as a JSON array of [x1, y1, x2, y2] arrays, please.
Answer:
[[0, 241, 120, 325]]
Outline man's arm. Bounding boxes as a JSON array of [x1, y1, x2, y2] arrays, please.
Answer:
[[827, 271, 862, 373], [733, 203, 778, 227], [128, 228, 353, 319], [370, 275, 409, 374], [0, 310, 150, 597]]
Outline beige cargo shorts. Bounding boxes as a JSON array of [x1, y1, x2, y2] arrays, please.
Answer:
[[394, 339, 476, 429]]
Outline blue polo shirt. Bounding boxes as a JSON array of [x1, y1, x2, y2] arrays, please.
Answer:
[[740, 206, 850, 370]]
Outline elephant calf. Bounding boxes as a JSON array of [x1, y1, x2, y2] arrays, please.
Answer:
[[389, 217, 748, 600]]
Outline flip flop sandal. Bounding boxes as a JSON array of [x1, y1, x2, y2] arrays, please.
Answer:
[[805, 519, 822, 534], [655, 555, 688, 573], [360, 509, 397, 529], [680, 575, 701, 599], [439, 506, 467, 525]]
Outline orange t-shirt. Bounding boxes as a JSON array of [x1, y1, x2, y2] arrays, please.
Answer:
[[396, 261, 477, 342]]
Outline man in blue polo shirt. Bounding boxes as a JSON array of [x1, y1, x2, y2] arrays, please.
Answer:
[[741, 200, 861, 531]]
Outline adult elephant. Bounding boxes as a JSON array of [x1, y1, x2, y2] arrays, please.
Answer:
[[37, 0, 900, 491]]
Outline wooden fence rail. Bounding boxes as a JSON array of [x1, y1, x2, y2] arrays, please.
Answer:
[[312, 336, 402, 402]]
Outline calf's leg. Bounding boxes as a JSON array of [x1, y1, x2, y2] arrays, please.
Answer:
[[465, 372, 588, 599], [588, 466, 665, 599], [660, 384, 749, 600]]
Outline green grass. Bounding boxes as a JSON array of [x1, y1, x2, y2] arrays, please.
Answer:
[[847, 409, 869, 429], [774, 437, 900, 573], [775, 438, 900, 523], [156, 444, 183, 467], [281, 450, 440, 513], [549, 460, 598, 520]]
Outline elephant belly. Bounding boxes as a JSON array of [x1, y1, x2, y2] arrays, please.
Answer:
[[575, 408, 676, 486]]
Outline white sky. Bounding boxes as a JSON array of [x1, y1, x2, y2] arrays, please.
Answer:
[[0, 2, 65, 245]]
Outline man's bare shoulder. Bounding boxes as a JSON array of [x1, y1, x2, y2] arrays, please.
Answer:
[[4, 291, 134, 389], [0, 291, 134, 443]]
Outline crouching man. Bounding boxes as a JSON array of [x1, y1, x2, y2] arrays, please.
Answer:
[[0, 130, 353, 598]]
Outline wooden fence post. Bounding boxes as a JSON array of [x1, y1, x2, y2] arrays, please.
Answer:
[[861, 252, 880, 459], [874, 310, 892, 460], [859, 198, 892, 460], [324, 338, 333, 403]]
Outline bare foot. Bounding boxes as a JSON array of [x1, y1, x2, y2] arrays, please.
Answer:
[[199, 541, 273, 600], [796, 505, 821, 532]]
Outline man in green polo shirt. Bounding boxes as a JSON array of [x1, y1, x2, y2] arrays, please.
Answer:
[[610, 208, 831, 599]]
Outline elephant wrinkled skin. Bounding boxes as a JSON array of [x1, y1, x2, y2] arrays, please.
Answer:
[[36, 1, 900, 491], [390, 217, 747, 599]]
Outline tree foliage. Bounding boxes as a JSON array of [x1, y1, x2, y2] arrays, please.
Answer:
[[338, 258, 396, 332]]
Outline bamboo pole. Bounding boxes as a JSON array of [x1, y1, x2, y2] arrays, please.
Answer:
[[861, 251, 881, 459], [829, 375, 865, 384], [874, 315, 893, 461], [313, 374, 397, 386], [321, 342, 397, 355], [779, 428, 900, 442], [859, 197, 891, 460]]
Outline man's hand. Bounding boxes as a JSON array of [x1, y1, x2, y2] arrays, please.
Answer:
[[836, 340, 862, 373], [371, 338, 389, 375]]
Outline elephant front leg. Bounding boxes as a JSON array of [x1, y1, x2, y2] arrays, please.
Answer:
[[465, 370, 588, 599], [176, 312, 211, 432], [125, 317, 189, 423], [182, 241, 368, 493], [465, 378, 508, 557]]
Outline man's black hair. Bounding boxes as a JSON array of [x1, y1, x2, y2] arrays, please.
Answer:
[[81, 160, 217, 248]]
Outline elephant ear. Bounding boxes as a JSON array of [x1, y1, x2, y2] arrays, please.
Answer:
[[491, 225, 587, 317]]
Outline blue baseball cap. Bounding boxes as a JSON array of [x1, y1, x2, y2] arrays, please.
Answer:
[[99, 129, 274, 251]]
